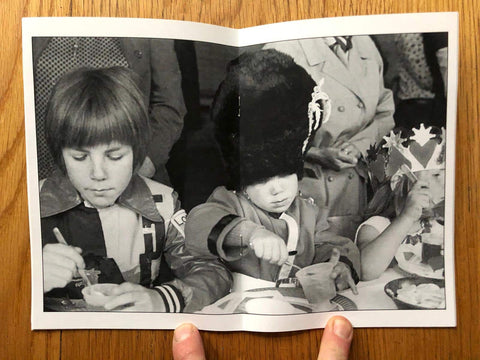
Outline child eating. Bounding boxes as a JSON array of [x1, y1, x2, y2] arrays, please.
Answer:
[[40, 66, 231, 312], [357, 124, 446, 280], [185, 50, 361, 292]]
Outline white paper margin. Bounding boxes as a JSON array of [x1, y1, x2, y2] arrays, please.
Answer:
[[23, 12, 458, 331]]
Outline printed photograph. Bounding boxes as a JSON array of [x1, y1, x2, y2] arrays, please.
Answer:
[[23, 15, 456, 330]]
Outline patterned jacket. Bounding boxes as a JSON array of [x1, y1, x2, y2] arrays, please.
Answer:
[[185, 186, 361, 283], [40, 172, 232, 312]]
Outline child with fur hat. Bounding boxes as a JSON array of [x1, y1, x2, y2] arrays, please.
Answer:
[[357, 125, 445, 281], [185, 49, 361, 292], [40, 67, 231, 312]]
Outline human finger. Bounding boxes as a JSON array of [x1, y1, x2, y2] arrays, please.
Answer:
[[172, 323, 206, 360], [253, 241, 265, 260], [43, 251, 78, 272], [346, 273, 358, 295], [45, 243, 85, 269], [261, 240, 274, 263], [336, 151, 357, 164], [269, 242, 281, 264], [104, 291, 138, 310], [110, 282, 140, 295], [44, 271, 73, 291], [329, 248, 340, 266], [339, 145, 356, 158], [278, 244, 289, 265], [317, 316, 353, 360], [44, 262, 76, 282]]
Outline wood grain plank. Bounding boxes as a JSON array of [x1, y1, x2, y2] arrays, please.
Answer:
[[1, 0, 478, 359]]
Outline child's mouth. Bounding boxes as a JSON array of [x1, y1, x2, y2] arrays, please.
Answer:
[[90, 188, 113, 194], [272, 198, 289, 206]]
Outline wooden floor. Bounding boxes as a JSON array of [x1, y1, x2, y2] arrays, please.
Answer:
[[1, 1, 479, 359]]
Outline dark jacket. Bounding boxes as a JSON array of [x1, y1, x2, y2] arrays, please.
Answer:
[[40, 172, 232, 312]]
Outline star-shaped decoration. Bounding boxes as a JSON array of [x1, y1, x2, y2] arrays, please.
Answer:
[[382, 130, 404, 151], [366, 144, 378, 161], [410, 123, 435, 146]]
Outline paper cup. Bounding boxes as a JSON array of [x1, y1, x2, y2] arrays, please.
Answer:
[[296, 263, 336, 311]]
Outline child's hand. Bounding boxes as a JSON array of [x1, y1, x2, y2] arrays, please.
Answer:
[[249, 228, 289, 266], [43, 243, 85, 293], [329, 248, 358, 294], [330, 262, 358, 295], [104, 282, 166, 312], [401, 180, 432, 221]]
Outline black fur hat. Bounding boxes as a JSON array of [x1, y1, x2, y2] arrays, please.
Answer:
[[212, 49, 330, 190]]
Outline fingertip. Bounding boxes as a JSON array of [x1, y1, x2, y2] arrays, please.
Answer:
[[173, 323, 206, 360], [318, 316, 353, 360], [330, 316, 353, 341], [173, 323, 195, 343]]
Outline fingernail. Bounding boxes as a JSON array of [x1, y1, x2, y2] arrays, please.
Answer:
[[174, 323, 194, 343], [333, 318, 353, 340]]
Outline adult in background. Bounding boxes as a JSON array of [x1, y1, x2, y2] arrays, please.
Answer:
[[393, 32, 448, 130], [264, 36, 395, 239], [33, 37, 186, 184]]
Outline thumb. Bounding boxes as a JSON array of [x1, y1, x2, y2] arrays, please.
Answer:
[[317, 316, 353, 360], [172, 323, 206, 360]]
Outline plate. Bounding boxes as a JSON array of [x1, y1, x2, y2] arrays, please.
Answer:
[[395, 242, 444, 279], [384, 277, 445, 310], [237, 287, 357, 314], [244, 298, 306, 314]]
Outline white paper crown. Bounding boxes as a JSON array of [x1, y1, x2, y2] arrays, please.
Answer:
[[366, 124, 446, 184], [303, 78, 331, 153]]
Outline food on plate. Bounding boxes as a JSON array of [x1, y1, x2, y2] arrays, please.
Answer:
[[395, 282, 445, 309]]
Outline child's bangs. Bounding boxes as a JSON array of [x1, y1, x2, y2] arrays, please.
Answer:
[[61, 90, 138, 149]]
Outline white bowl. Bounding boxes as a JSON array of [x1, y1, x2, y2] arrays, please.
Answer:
[[82, 283, 119, 307]]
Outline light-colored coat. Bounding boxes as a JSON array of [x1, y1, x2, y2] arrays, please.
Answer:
[[264, 37, 395, 238]]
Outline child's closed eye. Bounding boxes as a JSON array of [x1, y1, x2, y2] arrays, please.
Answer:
[[72, 154, 87, 161], [107, 153, 124, 161]]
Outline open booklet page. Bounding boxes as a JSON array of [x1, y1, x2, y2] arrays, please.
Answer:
[[23, 12, 458, 331]]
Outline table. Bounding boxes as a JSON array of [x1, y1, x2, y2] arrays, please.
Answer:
[[199, 267, 404, 315]]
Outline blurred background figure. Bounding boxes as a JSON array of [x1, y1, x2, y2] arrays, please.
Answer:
[[390, 33, 448, 130], [263, 36, 395, 239], [33, 37, 186, 185]]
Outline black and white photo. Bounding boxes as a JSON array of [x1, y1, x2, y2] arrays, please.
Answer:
[[23, 13, 458, 331]]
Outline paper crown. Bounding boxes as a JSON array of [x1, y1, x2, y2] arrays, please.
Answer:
[[366, 124, 446, 185]]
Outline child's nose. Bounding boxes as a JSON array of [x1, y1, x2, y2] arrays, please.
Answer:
[[90, 159, 107, 180], [270, 179, 284, 195]]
